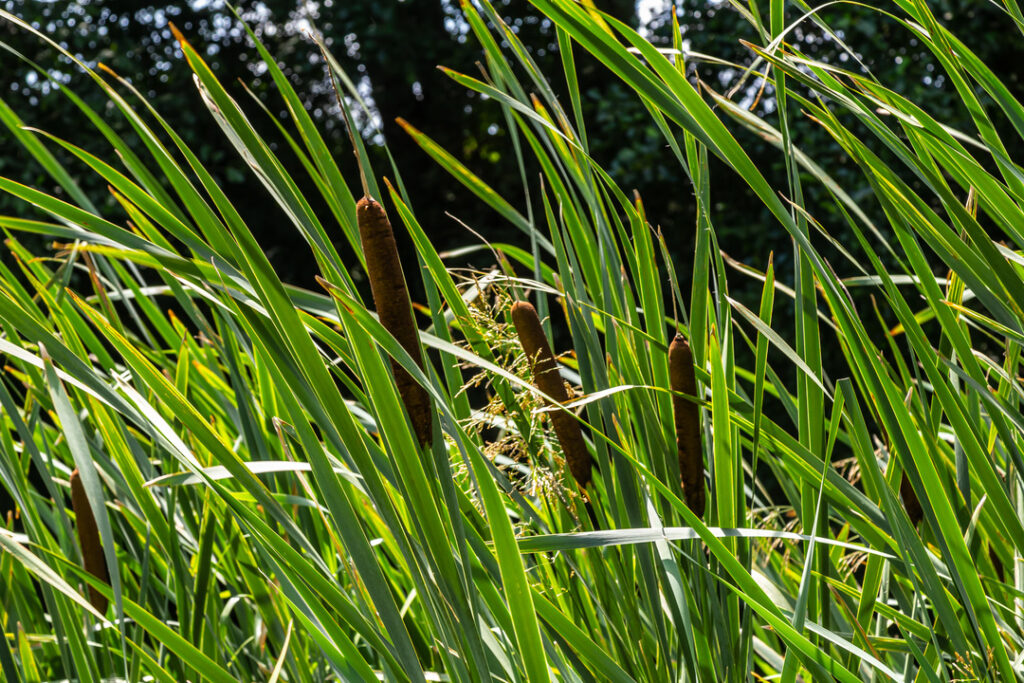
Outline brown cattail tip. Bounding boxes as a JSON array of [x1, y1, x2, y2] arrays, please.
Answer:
[[669, 334, 705, 517], [510, 302, 543, 351], [356, 194, 433, 448], [356, 195, 381, 215], [69, 468, 109, 615], [510, 300, 593, 490]]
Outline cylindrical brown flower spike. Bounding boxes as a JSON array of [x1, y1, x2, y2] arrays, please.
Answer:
[[70, 468, 109, 614], [669, 334, 705, 517], [510, 301, 592, 489], [357, 195, 432, 448]]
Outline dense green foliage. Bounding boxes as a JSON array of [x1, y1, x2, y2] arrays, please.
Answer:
[[2, 0, 1024, 681]]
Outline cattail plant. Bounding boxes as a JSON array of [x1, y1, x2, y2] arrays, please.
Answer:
[[357, 195, 433, 448], [510, 301, 592, 489], [669, 334, 705, 517], [69, 468, 109, 614]]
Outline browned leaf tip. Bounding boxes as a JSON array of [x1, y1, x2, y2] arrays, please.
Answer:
[[357, 195, 432, 448], [669, 334, 705, 517], [510, 301, 592, 489], [70, 468, 109, 614]]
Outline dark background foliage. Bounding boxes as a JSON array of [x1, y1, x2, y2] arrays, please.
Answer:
[[1, 0, 1021, 316]]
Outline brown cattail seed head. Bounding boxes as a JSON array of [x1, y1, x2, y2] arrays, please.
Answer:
[[510, 301, 592, 489], [357, 195, 432, 448], [669, 334, 705, 517], [69, 468, 109, 614]]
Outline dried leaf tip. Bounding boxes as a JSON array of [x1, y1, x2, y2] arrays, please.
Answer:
[[510, 301, 593, 489], [356, 194, 432, 448], [70, 468, 109, 615], [669, 334, 705, 517]]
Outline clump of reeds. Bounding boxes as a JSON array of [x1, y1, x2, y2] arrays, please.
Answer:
[[669, 334, 705, 517], [357, 195, 433, 448], [510, 301, 592, 489], [70, 468, 109, 614]]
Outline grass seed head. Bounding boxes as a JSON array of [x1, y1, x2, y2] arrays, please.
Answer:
[[70, 468, 109, 615], [357, 195, 433, 448], [510, 300, 592, 490], [669, 334, 705, 517]]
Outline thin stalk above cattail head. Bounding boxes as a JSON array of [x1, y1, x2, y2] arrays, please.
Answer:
[[70, 468, 109, 614], [357, 195, 432, 448], [510, 301, 592, 489], [669, 334, 705, 517]]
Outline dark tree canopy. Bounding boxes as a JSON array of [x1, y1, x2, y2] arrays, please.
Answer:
[[1, 0, 1020, 294]]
